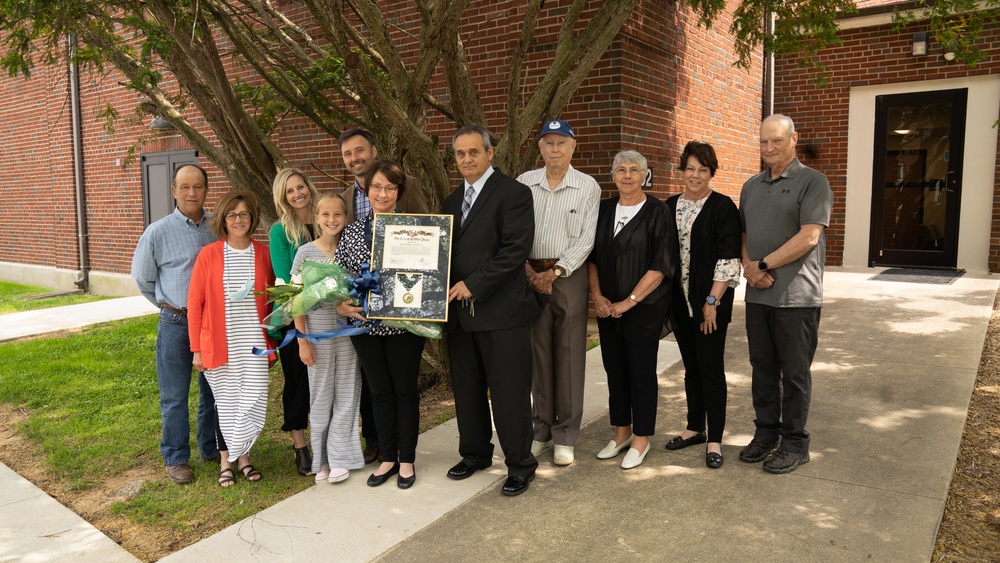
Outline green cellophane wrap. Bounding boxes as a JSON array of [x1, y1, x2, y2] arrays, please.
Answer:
[[264, 260, 443, 340]]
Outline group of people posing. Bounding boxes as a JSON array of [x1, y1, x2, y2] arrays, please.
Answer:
[[131, 112, 832, 496]]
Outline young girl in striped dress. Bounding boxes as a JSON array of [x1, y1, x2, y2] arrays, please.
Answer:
[[292, 194, 365, 483]]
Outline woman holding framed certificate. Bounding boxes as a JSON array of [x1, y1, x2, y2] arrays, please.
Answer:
[[335, 161, 426, 489]]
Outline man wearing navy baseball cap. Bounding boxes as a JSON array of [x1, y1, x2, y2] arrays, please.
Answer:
[[517, 120, 601, 467]]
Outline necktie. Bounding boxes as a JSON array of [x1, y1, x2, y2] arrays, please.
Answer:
[[461, 185, 474, 225]]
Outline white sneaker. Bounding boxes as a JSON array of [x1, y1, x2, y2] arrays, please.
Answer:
[[315, 464, 330, 482], [621, 443, 651, 469], [328, 468, 350, 483], [553, 445, 574, 466], [596, 435, 633, 459], [530, 440, 553, 456]]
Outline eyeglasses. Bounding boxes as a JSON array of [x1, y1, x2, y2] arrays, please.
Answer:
[[369, 183, 399, 194], [225, 212, 251, 221], [614, 166, 643, 177]]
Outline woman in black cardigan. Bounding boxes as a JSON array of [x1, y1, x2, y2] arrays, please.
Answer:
[[665, 141, 742, 469], [589, 150, 677, 470]]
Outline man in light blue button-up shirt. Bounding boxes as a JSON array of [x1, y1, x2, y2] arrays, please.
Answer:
[[131, 164, 218, 484]]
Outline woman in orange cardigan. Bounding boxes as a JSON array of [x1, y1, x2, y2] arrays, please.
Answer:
[[189, 191, 276, 487]]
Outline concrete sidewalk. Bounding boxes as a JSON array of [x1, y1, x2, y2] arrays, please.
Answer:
[[0, 296, 157, 343], [1, 269, 997, 562]]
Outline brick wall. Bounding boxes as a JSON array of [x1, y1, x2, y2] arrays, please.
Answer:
[[773, 17, 1000, 270], [0, 0, 763, 280]]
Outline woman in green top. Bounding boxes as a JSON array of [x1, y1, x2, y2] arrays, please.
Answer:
[[269, 167, 320, 476]]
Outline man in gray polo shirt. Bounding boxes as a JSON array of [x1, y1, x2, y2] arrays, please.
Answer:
[[738, 114, 832, 474], [132, 164, 218, 484], [518, 120, 600, 466]]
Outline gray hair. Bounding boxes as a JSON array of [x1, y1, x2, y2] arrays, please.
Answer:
[[452, 124, 492, 150], [763, 114, 795, 137], [610, 150, 648, 181]]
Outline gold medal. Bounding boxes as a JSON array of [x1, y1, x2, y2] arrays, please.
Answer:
[[403, 292, 414, 304]]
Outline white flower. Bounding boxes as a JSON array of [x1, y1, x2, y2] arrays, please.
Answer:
[[274, 277, 287, 286], [290, 274, 303, 286]]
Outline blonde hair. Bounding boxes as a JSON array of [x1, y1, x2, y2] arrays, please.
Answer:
[[271, 167, 320, 246], [314, 193, 348, 240]]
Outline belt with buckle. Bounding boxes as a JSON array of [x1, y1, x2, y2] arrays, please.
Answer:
[[160, 303, 187, 315], [528, 259, 559, 273]]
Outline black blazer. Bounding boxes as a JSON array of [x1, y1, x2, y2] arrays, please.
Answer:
[[443, 169, 540, 332], [666, 191, 741, 324], [589, 194, 677, 342]]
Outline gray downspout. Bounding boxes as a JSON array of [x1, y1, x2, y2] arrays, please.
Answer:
[[764, 12, 776, 119], [68, 33, 89, 291]]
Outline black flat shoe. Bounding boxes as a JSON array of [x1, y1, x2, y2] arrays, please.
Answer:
[[665, 432, 707, 451], [706, 451, 724, 469], [397, 469, 416, 489], [501, 473, 535, 497], [367, 463, 399, 487]]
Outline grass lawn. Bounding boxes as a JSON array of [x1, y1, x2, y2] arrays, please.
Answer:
[[0, 315, 316, 557], [0, 280, 109, 314]]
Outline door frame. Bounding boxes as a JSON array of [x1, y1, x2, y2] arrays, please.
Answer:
[[868, 88, 967, 268], [843, 75, 1000, 273]]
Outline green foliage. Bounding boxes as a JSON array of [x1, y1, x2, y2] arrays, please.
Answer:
[[723, 0, 857, 82], [895, 0, 1000, 67], [232, 80, 290, 135]]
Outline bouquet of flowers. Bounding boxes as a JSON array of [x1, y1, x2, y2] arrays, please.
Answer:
[[263, 261, 441, 340]]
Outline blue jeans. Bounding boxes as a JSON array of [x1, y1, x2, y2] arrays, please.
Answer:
[[156, 309, 218, 465]]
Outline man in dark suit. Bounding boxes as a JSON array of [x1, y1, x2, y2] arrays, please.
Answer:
[[443, 124, 540, 496]]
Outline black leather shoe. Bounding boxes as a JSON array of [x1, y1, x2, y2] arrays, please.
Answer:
[[501, 473, 535, 497], [447, 460, 485, 480], [366, 463, 399, 487], [762, 448, 809, 474], [397, 470, 416, 489], [739, 439, 779, 463], [706, 451, 724, 469], [665, 432, 707, 451]]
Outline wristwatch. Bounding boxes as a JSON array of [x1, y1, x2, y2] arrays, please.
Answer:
[[706, 295, 718, 306], [629, 294, 638, 303], [553, 266, 565, 278], [758, 260, 769, 272]]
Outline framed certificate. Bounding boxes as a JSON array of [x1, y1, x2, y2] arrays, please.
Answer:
[[367, 213, 453, 322]]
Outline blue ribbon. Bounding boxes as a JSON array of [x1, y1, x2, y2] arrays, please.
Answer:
[[252, 326, 298, 357], [347, 263, 382, 317], [253, 264, 383, 356]]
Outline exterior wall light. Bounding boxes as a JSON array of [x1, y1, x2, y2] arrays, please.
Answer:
[[912, 32, 928, 56]]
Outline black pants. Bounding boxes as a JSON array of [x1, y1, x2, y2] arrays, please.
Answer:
[[596, 319, 659, 437], [673, 313, 729, 443], [449, 326, 538, 479], [351, 332, 425, 463], [745, 303, 820, 453], [277, 330, 309, 432], [360, 367, 378, 446]]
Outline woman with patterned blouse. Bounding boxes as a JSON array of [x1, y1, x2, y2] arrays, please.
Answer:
[[665, 141, 742, 469], [335, 161, 425, 489]]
